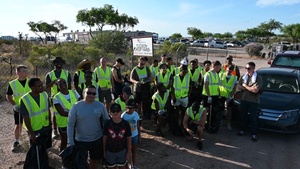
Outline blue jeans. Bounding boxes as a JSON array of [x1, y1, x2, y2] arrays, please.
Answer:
[[240, 100, 259, 135]]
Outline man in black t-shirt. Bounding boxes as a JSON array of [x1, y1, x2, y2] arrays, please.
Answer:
[[112, 58, 125, 99]]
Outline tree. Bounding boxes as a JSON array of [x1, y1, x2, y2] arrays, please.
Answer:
[[281, 23, 300, 45], [52, 20, 68, 44], [170, 33, 182, 40], [27, 21, 59, 44], [76, 4, 139, 39], [257, 19, 282, 43], [223, 32, 233, 39], [187, 27, 203, 40], [213, 33, 223, 39], [89, 31, 128, 54], [235, 30, 248, 41], [202, 32, 213, 38]]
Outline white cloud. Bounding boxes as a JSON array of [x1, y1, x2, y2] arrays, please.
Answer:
[[256, 0, 300, 6]]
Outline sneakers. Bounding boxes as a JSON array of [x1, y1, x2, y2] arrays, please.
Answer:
[[52, 130, 60, 139], [227, 123, 232, 131], [11, 141, 20, 152], [197, 141, 203, 150], [251, 135, 258, 142], [237, 131, 246, 136]]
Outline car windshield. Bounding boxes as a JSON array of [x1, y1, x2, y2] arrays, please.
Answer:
[[260, 74, 300, 94], [273, 56, 300, 68]]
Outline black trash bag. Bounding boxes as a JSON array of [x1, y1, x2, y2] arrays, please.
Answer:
[[24, 136, 49, 169], [59, 145, 79, 169]]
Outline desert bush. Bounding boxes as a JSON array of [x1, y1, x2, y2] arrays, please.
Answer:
[[244, 43, 263, 57]]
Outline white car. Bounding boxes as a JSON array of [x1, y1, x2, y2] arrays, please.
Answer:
[[156, 39, 165, 44], [205, 40, 227, 49], [226, 42, 238, 47], [190, 40, 208, 47]]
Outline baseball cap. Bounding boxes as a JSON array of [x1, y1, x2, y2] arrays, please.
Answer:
[[116, 58, 125, 65], [122, 86, 132, 95], [110, 103, 121, 112]]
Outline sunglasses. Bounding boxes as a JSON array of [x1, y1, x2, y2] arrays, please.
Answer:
[[245, 67, 252, 70], [111, 110, 120, 114], [86, 91, 97, 96]]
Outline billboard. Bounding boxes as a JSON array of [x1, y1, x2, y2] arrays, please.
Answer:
[[132, 37, 153, 57]]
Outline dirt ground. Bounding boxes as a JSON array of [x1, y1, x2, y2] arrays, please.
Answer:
[[1, 54, 300, 169]]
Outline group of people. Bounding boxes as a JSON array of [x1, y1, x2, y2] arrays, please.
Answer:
[[6, 53, 262, 168]]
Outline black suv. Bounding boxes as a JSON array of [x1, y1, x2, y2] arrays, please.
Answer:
[[270, 51, 300, 69]]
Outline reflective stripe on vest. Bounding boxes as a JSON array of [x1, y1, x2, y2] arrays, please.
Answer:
[[134, 66, 147, 80], [167, 65, 175, 74], [95, 67, 112, 88], [219, 73, 236, 98], [186, 106, 205, 121], [151, 91, 169, 110], [156, 72, 171, 87], [22, 92, 49, 131], [9, 78, 31, 106], [54, 90, 78, 127], [202, 71, 220, 96], [49, 70, 69, 96], [174, 74, 190, 99]]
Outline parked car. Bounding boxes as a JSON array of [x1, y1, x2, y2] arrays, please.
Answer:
[[204, 40, 227, 49], [226, 42, 238, 47], [190, 40, 208, 47], [179, 39, 190, 45], [233, 67, 300, 133], [269, 50, 300, 69], [156, 39, 165, 44]]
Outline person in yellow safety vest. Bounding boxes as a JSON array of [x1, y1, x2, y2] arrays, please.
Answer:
[[74, 59, 96, 92], [151, 82, 171, 137], [188, 59, 203, 105], [94, 57, 114, 112], [45, 56, 72, 140], [130, 57, 153, 120], [158, 53, 167, 67], [222, 55, 240, 79], [149, 59, 159, 95], [174, 58, 188, 76], [20, 78, 52, 152], [77, 71, 102, 101], [6, 65, 31, 152], [53, 78, 80, 151], [114, 86, 134, 113], [193, 58, 203, 73], [155, 63, 173, 90], [201, 60, 212, 78], [202, 60, 222, 134], [182, 101, 206, 150], [171, 65, 192, 136], [219, 65, 238, 131], [166, 57, 175, 75]]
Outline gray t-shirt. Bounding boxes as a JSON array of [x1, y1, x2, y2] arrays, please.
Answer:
[[238, 73, 263, 103], [67, 100, 110, 145]]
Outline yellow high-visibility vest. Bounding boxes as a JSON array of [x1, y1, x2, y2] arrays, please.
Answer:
[[151, 91, 169, 110], [219, 73, 236, 98], [47, 69, 69, 96], [173, 74, 190, 99], [186, 106, 205, 121], [9, 78, 31, 106], [202, 71, 220, 96], [21, 92, 49, 131], [53, 90, 78, 127], [95, 66, 112, 88]]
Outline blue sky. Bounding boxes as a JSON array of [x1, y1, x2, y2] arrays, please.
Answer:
[[1, 0, 300, 38]]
